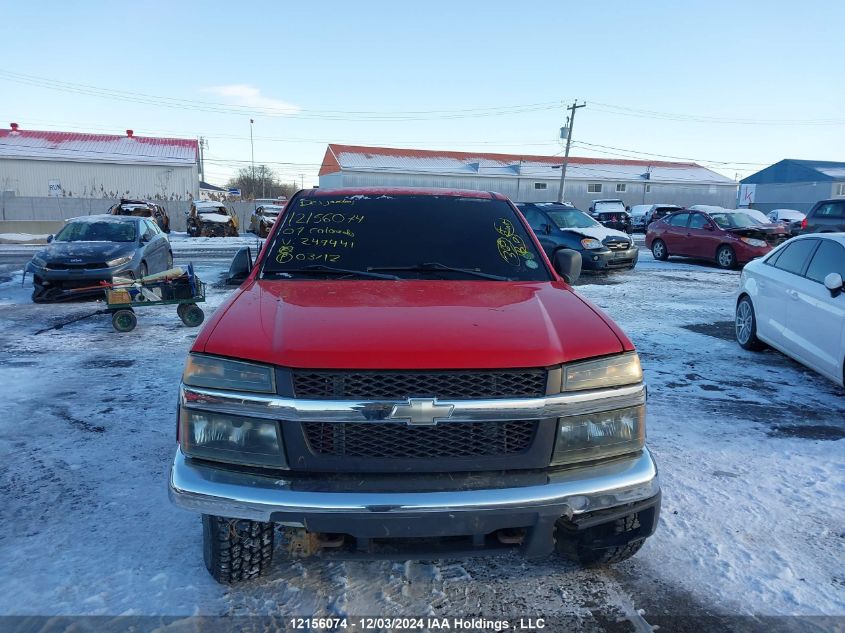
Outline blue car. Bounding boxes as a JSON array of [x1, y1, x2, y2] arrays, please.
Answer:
[[27, 214, 173, 302]]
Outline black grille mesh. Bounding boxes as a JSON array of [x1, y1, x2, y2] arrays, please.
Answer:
[[303, 421, 537, 459], [293, 370, 547, 400]]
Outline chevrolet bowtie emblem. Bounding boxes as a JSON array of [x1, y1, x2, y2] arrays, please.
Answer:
[[389, 398, 454, 426]]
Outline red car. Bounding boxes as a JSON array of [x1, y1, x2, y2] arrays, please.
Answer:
[[169, 187, 660, 583], [645, 209, 789, 269]]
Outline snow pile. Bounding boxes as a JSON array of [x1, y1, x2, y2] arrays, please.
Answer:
[[0, 233, 50, 244]]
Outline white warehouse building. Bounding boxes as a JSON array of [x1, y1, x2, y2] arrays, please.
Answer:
[[0, 124, 199, 200], [319, 144, 738, 209]]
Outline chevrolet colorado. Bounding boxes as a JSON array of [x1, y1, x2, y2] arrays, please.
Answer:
[[169, 187, 660, 583]]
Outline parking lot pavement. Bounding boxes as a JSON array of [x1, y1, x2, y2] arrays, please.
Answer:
[[0, 250, 842, 625]]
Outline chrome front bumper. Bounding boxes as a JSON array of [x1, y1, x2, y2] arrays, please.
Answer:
[[169, 447, 659, 524]]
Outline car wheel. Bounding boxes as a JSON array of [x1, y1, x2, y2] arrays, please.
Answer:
[[139, 262, 148, 279], [651, 239, 668, 261], [736, 295, 765, 351], [166, 251, 173, 269], [202, 514, 274, 584], [716, 245, 737, 269]]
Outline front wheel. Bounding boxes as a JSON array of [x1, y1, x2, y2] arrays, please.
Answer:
[[555, 511, 648, 566], [202, 514, 275, 584], [716, 245, 737, 269], [736, 295, 765, 351], [651, 239, 668, 261]]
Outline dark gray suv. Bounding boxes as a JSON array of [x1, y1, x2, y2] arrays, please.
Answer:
[[804, 199, 845, 233]]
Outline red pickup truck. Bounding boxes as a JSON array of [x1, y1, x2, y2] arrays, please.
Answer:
[[169, 187, 660, 583]]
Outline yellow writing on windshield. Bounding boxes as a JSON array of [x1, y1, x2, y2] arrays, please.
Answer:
[[494, 218, 534, 266]]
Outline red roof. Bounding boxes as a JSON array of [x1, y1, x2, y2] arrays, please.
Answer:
[[0, 128, 198, 164], [320, 143, 696, 176]]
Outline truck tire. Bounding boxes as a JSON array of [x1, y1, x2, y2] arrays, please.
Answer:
[[202, 514, 274, 584], [555, 512, 646, 566]]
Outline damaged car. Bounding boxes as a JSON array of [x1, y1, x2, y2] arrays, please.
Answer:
[[186, 201, 239, 237], [646, 209, 789, 269], [27, 215, 173, 302], [108, 198, 171, 233], [248, 204, 284, 237], [516, 202, 638, 271]]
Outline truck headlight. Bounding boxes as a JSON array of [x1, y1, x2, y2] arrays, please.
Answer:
[[563, 352, 643, 391], [180, 409, 287, 468], [550, 405, 645, 466], [107, 255, 133, 267], [183, 353, 275, 393], [580, 238, 603, 250]]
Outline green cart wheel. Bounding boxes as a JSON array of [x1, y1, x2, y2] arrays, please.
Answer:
[[112, 309, 137, 332], [177, 303, 189, 320], [180, 304, 205, 327]]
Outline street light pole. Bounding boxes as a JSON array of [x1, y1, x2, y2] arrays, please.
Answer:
[[556, 100, 586, 204], [249, 118, 255, 203]]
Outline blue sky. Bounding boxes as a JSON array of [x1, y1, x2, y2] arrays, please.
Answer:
[[1, 0, 843, 186]]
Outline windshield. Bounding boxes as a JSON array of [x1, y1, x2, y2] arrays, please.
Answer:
[[548, 209, 601, 229], [262, 194, 550, 281], [198, 205, 228, 214], [55, 221, 137, 242], [710, 212, 761, 228]]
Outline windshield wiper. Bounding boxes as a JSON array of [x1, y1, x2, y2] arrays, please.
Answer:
[[368, 262, 511, 281], [263, 265, 399, 280]]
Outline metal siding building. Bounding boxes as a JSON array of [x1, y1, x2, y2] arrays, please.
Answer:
[[318, 144, 738, 209], [0, 126, 199, 200], [740, 159, 845, 212]]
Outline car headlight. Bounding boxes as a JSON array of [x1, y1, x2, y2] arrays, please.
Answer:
[[580, 238, 603, 250], [740, 237, 767, 248], [183, 353, 276, 393], [563, 352, 643, 391], [31, 256, 47, 268], [550, 405, 645, 466], [180, 408, 286, 468], [107, 255, 133, 267]]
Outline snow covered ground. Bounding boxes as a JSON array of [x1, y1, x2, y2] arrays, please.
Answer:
[[0, 246, 842, 626]]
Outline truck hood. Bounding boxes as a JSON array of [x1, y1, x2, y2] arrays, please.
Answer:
[[197, 280, 628, 369]]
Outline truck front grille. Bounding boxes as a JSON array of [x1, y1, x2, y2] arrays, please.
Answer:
[[303, 420, 537, 458], [292, 369, 547, 400]]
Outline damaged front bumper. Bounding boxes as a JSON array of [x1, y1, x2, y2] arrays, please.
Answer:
[[169, 447, 660, 557]]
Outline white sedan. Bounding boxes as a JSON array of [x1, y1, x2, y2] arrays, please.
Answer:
[[735, 233, 845, 386]]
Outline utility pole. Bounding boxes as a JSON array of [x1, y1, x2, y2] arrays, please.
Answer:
[[198, 137, 208, 183], [556, 100, 586, 204], [299, 174, 305, 189], [249, 118, 256, 202]]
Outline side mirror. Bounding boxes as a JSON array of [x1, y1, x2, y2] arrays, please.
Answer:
[[626, 206, 631, 212], [824, 272, 843, 298], [704, 223, 715, 231], [226, 246, 253, 285], [553, 248, 582, 284], [541, 224, 552, 235], [46, 234, 54, 243]]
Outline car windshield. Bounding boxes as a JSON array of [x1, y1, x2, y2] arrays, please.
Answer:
[[198, 206, 228, 214], [710, 212, 760, 228], [547, 209, 601, 229], [55, 221, 136, 242], [262, 194, 550, 281]]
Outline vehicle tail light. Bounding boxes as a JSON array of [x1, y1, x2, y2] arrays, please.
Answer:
[[800, 217, 808, 230]]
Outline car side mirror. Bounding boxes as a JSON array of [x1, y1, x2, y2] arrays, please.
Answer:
[[553, 248, 582, 284], [704, 223, 715, 231], [227, 246, 253, 285], [541, 224, 552, 235], [824, 272, 843, 298], [625, 206, 631, 212], [46, 234, 54, 243]]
